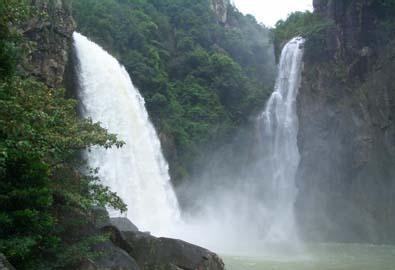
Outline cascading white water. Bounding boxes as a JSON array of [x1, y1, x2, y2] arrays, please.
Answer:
[[169, 37, 306, 254], [72, 31, 304, 252], [257, 37, 305, 242], [73, 32, 180, 236]]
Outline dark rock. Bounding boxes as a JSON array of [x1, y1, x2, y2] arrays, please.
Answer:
[[311, 0, 377, 67], [79, 241, 141, 270], [91, 209, 224, 270], [296, 1, 395, 244], [91, 207, 112, 229], [110, 217, 139, 232], [0, 254, 15, 270], [83, 209, 141, 270], [22, 0, 76, 88], [104, 227, 225, 270]]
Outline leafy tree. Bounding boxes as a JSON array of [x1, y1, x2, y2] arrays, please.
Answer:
[[0, 1, 126, 268], [272, 11, 334, 60]]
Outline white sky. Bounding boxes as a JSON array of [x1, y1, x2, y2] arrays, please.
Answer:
[[231, 0, 313, 27]]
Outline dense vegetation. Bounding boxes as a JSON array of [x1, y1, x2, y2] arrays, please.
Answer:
[[272, 11, 334, 59], [72, 0, 276, 183], [0, 1, 126, 268], [273, 1, 395, 60]]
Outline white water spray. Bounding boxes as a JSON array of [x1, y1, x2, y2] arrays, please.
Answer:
[[257, 37, 305, 242], [73, 32, 180, 236], [73, 31, 304, 253], [171, 37, 306, 254]]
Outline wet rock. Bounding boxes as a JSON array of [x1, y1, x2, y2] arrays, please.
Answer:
[[104, 226, 225, 270], [296, 1, 395, 244], [110, 218, 139, 232], [79, 241, 141, 270], [0, 254, 15, 270]]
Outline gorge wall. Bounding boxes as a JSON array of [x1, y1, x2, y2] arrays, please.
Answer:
[[296, 0, 395, 243], [22, 0, 75, 88], [210, 0, 229, 23]]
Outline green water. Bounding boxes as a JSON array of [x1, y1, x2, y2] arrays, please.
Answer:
[[223, 243, 395, 270]]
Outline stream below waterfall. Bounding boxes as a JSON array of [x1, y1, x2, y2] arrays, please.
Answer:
[[223, 243, 395, 270]]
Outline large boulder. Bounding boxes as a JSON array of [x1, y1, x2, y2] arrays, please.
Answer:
[[110, 218, 139, 232], [91, 209, 225, 270], [79, 241, 140, 270], [105, 228, 225, 270], [78, 208, 141, 270]]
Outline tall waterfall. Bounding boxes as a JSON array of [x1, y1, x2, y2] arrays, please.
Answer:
[[257, 37, 305, 242], [73, 32, 180, 236]]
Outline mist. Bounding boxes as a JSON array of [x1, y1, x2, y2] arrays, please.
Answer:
[[171, 38, 306, 256]]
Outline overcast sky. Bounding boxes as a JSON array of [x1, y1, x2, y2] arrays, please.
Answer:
[[232, 0, 313, 27]]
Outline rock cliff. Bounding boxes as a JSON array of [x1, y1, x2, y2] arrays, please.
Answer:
[[210, 0, 229, 24], [22, 0, 75, 88], [296, 0, 395, 243]]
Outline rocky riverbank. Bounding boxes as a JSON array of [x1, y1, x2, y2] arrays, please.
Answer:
[[79, 209, 225, 270]]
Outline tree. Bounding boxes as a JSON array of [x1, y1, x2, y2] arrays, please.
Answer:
[[0, 2, 126, 268]]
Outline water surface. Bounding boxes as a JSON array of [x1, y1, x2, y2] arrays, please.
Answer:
[[223, 243, 395, 270]]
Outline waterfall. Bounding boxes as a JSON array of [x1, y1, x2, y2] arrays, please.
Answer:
[[73, 32, 180, 236], [257, 37, 305, 242]]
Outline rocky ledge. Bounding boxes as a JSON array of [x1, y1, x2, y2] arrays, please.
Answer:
[[79, 209, 226, 270]]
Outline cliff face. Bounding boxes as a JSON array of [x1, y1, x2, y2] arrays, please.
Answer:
[[23, 0, 75, 88], [210, 0, 229, 23], [296, 0, 395, 243]]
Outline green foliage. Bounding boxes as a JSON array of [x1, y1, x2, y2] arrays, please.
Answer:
[[272, 11, 335, 59], [72, 0, 275, 181], [0, 1, 126, 269], [0, 0, 29, 77], [0, 77, 126, 270]]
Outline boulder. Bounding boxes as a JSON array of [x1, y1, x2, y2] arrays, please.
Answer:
[[78, 208, 141, 270], [79, 241, 140, 270], [104, 227, 225, 270], [110, 217, 139, 232], [92, 209, 225, 270]]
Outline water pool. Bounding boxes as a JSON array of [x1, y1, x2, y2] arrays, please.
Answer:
[[223, 243, 395, 270]]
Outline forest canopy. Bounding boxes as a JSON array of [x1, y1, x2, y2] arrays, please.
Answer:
[[72, 0, 276, 183]]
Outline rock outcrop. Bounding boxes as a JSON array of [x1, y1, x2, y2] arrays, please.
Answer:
[[296, 0, 395, 243], [0, 254, 15, 270], [83, 209, 225, 270], [107, 230, 225, 270], [23, 0, 75, 88], [210, 0, 229, 24]]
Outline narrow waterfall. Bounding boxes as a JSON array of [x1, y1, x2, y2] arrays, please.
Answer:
[[73, 32, 180, 236], [257, 37, 305, 242]]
